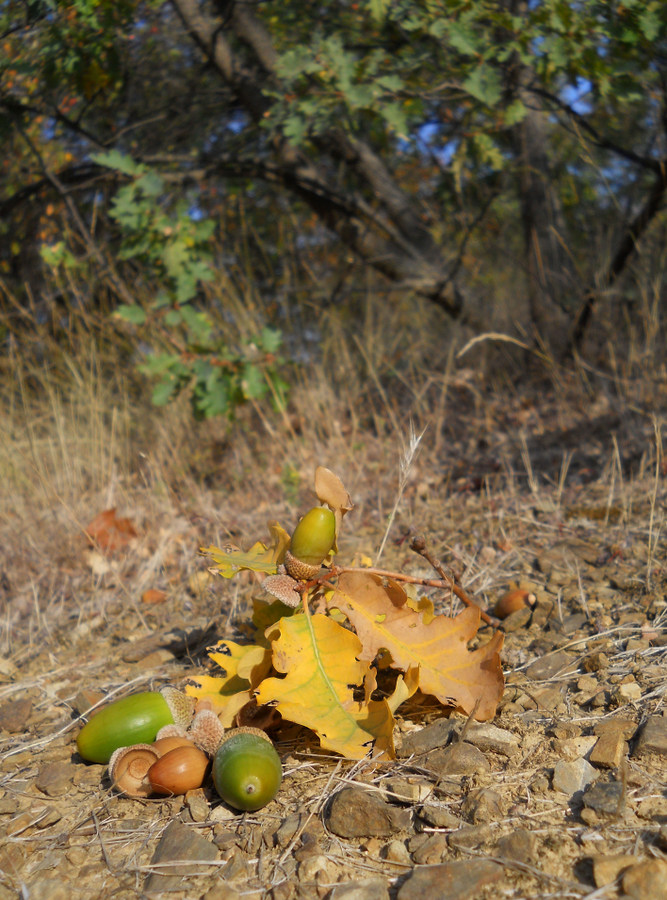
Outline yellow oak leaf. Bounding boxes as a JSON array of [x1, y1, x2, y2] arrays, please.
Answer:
[[254, 613, 406, 759], [330, 572, 504, 720], [202, 521, 290, 578], [185, 640, 272, 726]]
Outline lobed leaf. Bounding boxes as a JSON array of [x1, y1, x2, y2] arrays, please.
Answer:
[[254, 613, 412, 759], [330, 572, 504, 720]]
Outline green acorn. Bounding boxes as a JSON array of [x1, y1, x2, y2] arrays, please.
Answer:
[[285, 506, 336, 580], [76, 688, 195, 764], [212, 727, 282, 811]]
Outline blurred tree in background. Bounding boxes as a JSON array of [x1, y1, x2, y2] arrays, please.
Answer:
[[1, 0, 666, 407]]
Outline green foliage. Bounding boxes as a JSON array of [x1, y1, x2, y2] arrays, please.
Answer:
[[92, 152, 289, 420]]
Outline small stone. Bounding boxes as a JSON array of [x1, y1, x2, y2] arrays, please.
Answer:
[[462, 788, 503, 824], [589, 732, 628, 769], [382, 777, 432, 804], [553, 736, 597, 761], [582, 781, 624, 816], [0, 698, 33, 733], [326, 787, 407, 839], [583, 651, 609, 672], [145, 819, 219, 892], [185, 788, 209, 822], [396, 860, 502, 900], [417, 804, 461, 829], [412, 833, 450, 864], [622, 859, 667, 900], [552, 758, 597, 796], [591, 854, 638, 887], [634, 715, 667, 757], [424, 742, 490, 777], [464, 723, 519, 757], [328, 879, 390, 900], [382, 840, 412, 866], [297, 853, 335, 883], [35, 762, 75, 798], [612, 682, 642, 704], [593, 718, 637, 739], [447, 824, 494, 851], [274, 813, 309, 848], [495, 829, 537, 865], [501, 607, 532, 632], [396, 718, 460, 757], [526, 650, 578, 681]]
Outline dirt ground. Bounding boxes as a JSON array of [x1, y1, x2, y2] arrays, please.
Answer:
[[1, 394, 666, 900]]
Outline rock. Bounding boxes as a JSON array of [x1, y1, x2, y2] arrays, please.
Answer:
[[447, 824, 494, 851], [185, 788, 209, 822], [417, 804, 461, 829], [612, 682, 642, 705], [144, 819, 219, 892], [412, 833, 450, 864], [594, 718, 637, 738], [326, 787, 407, 838], [526, 649, 578, 681], [297, 853, 335, 883], [461, 788, 503, 824], [583, 651, 610, 672], [0, 698, 33, 733], [501, 607, 532, 632], [634, 715, 667, 757], [589, 732, 628, 769], [622, 859, 667, 900], [35, 762, 75, 798], [464, 723, 519, 757], [328, 879, 390, 900], [553, 736, 597, 760], [582, 780, 624, 816], [396, 860, 502, 900], [591, 854, 637, 887], [495, 829, 537, 865], [552, 758, 597, 796], [423, 742, 490, 777], [396, 718, 460, 757], [382, 840, 412, 866], [382, 777, 432, 804]]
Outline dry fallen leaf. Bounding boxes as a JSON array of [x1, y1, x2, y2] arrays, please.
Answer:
[[85, 508, 137, 552], [254, 612, 415, 759], [330, 571, 504, 720]]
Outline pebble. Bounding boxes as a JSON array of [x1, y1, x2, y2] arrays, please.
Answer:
[[447, 824, 494, 851], [35, 762, 76, 798], [326, 787, 408, 838], [592, 853, 637, 887], [382, 839, 412, 866], [464, 723, 519, 757], [582, 780, 624, 816], [552, 758, 597, 796], [501, 607, 532, 632], [297, 853, 335, 883], [495, 828, 537, 864], [634, 715, 667, 757], [462, 788, 503, 824], [553, 736, 596, 760], [412, 833, 450, 864], [396, 859, 502, 900], [396, 718, 460, 757], [424, 741, 490, 777], [417, 803, 461, 829], [328, 879, 390, 900], [382, 777, 432, 804], [144, 819, 219, 892], [526, 649, 577, 681], [22, 881, 69, 900], [0, 698, 33, 733], [622, 858, 667, 900], [589, 731, 628, 769]]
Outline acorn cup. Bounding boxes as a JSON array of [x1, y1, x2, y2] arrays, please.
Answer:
[[76, 687, 195, 764], [284, 506, 336, 580], [212, 727, 282, 812]]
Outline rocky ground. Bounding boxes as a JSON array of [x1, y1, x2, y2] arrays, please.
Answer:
[[1, 402, 666, 900]]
